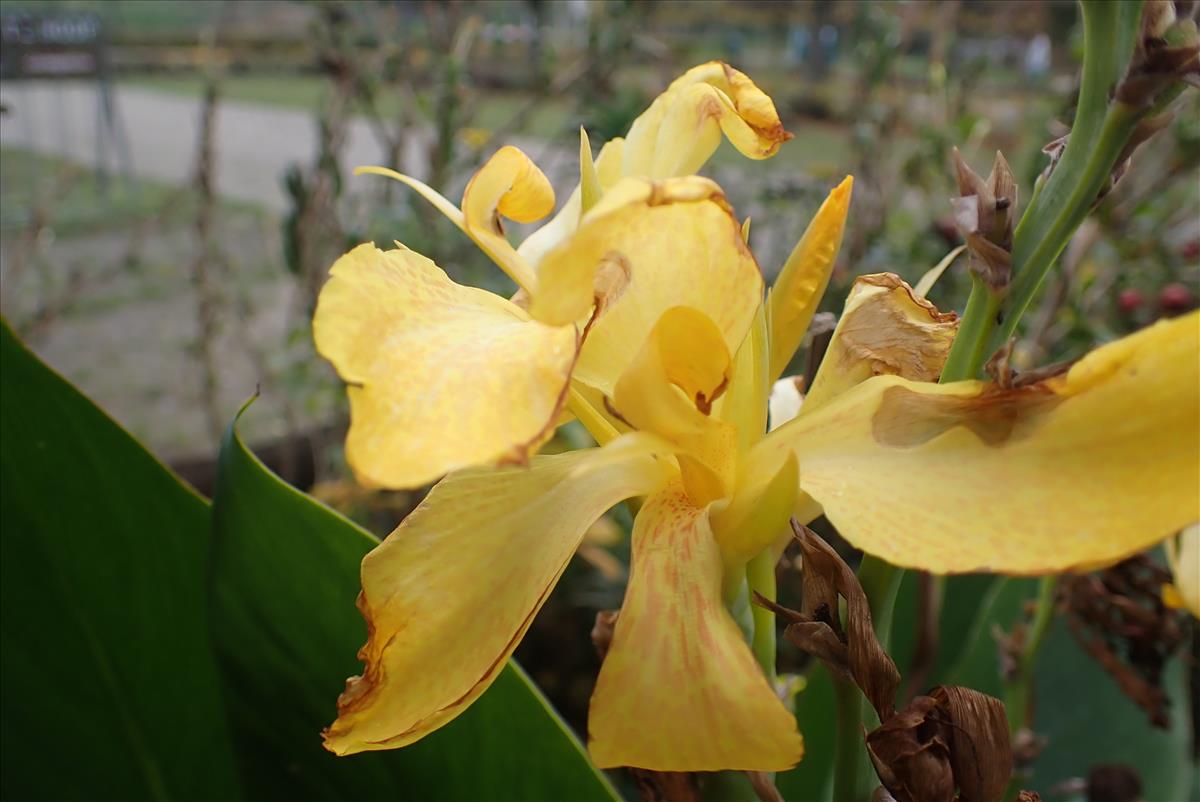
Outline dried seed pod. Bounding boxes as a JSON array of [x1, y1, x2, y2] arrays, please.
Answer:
[[1059, 556, 1188, 729], [950, 149, 1018, 291], [1116, 0, 1200, 108]]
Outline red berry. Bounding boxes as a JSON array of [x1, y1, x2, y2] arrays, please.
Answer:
[[1181, 239, 1200, 260], [1118, 288, 1144, 314], [1160, 282, 1194, 314]]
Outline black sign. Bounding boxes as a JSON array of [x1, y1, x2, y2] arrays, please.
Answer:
[[0, 12, 105, 79]]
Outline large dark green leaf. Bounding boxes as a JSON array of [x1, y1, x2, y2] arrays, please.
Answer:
[[1027, 617, 1194, 800], [209, 401, 622, 801], [0, 321, 241, 801], [775, 665, 837, 801], [945, 576, 1195, 798], [944, 577, 1039, 697]]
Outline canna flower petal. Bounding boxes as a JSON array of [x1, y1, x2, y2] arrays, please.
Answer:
[[518, 61, 789, 269], [802, 273, 959, 413], [536, 177, 763, 392], [759, 312, 1200, 573], [313, 243, 576, 489], [358, 145, 553, 294], [1164, 524, 1200, 618], [324, 435, 670, 755], [767, 176, 854, 380], [620, 61, 791, 178], [588, 481, 804, 771], [611, 306, 739, 505], [719, 302, 770, 455]]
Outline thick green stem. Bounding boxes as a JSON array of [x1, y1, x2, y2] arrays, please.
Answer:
[[747, 549, 778, 681], [832, 677, 865, 802], [939, 0, 1145, 380], [835, 555, 903, 802], [991, 101, 1144, 350], [940, 275, 1002, 382]]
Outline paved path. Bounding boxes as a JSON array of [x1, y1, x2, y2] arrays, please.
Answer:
[[0, 80, 566, 213]]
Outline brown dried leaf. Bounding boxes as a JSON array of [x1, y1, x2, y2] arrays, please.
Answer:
[[866, 687, 1011, 802], [789, 521, 900, 720], [931, 686, 1012, 802], [866, 695, 955, 802], [756, 524, 1013, 802]]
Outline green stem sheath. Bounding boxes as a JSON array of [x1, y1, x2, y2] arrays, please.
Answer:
[[747, 549, 779, 682], [1004, 576, 1059, 735], [833, 555, 903, 802]]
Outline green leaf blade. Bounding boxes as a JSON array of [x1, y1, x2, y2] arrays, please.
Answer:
[[210, 400, 623, 801], [0, 321, 242, 801]]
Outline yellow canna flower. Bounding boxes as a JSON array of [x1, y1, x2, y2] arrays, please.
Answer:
[[315, 62, 1200, 773]]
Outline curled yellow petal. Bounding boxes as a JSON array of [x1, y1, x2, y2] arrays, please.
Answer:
[[612, 306, 739, 505], [1165, 524, 1200, 618], [462, 144, 555, 226], [588, 481, 804, 771], [518, 61, 786, 270], [324, 436, 670, 755], [622, 61, 790, 178], [536, 176, 763, 394], [767, 176, 853, 380], [313, 243, 576, 489], [356, 145, 552, 293], [802, 272, 959, 413], [761, 312, 1200, 574]]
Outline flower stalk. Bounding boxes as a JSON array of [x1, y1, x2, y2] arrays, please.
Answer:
[[1003, 576, 1058, 739], [939, 0, 1199, 382], [855, 1, 1197, 793]]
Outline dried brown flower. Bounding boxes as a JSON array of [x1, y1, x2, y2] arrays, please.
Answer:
[[1060, 556, 1189, 729], [758, 523, 1013, 802]]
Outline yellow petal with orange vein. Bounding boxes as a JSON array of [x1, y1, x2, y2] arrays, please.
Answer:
[[536, 176, 763, 394], [766, 176, 853, 381], [801, 272, 959, 413], [313, 243, 576, 489], [759, 311, 1200, 573], [324, 435, 671, 755], [518, 61, 787, 270], [588, 481, 804, 771], [611, 306, 739, 505]]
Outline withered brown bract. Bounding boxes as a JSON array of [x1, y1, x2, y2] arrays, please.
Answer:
[[758, 523, 1013, 802]]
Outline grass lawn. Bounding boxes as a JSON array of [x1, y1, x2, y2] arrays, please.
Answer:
[[0, 146, 263, 234]]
